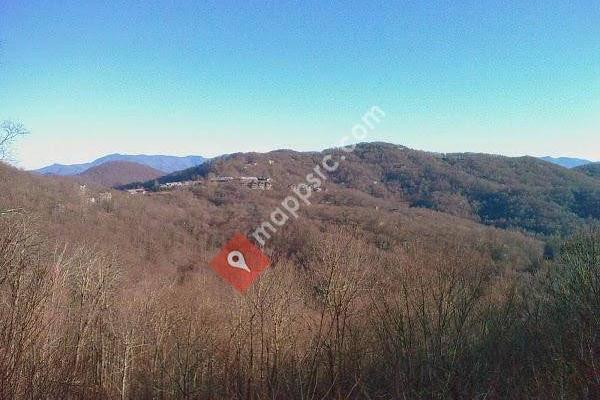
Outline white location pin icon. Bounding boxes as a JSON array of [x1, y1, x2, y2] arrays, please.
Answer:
[[227, 250, 251, 272]]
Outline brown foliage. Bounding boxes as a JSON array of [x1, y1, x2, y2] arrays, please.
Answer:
[[0, 152, 598, 398]]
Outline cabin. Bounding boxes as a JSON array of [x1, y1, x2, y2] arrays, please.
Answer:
[[127, 188, 147, 195]]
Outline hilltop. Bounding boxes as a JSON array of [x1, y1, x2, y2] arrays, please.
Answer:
[[76, 160, 164, 187]]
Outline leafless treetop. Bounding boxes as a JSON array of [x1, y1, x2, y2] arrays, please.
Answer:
[[0, 120, 28, 161]]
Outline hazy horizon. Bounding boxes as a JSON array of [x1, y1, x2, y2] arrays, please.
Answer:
[[16, 142, 600, 171]]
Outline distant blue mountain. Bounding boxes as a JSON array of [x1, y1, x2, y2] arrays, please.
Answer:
[[539, 156, 592, 169], [34, 154, 206, 176]]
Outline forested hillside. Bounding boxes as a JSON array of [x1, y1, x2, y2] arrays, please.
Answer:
[[1, 155, 598, 398], [576, 162, 600, 178], [76, 160, 164, 187], [135, 142, 600, 236]]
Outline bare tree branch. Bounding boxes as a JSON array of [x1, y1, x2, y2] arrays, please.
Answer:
[[0, 120, 29, 161]]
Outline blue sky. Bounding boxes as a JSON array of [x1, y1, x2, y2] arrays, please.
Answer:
[[1, 0, 599, 169]]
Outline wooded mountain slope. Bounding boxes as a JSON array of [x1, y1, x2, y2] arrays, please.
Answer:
[[1, 153, 597, 399], [0, 145, 600, 399], [1, 159, 542, 276], [575, 162, 600, 178], [137, 142, 600, 236], [77, 160, 164, 187]]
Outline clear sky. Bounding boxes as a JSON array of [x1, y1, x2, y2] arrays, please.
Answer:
[[1, 0, 599, 169]]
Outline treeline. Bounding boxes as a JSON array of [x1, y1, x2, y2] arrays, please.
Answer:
[[1, 212, 597, 399]]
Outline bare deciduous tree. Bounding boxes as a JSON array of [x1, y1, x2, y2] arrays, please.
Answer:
[[0, 120, 28, 161], [0, 121, 28, 215]]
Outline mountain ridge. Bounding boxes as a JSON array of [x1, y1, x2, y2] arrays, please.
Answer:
[[34, 153, 206, 176], [540, 156, 592, 168]]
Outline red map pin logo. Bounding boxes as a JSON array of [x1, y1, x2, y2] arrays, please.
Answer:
[[209, 233, 270, 293]]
